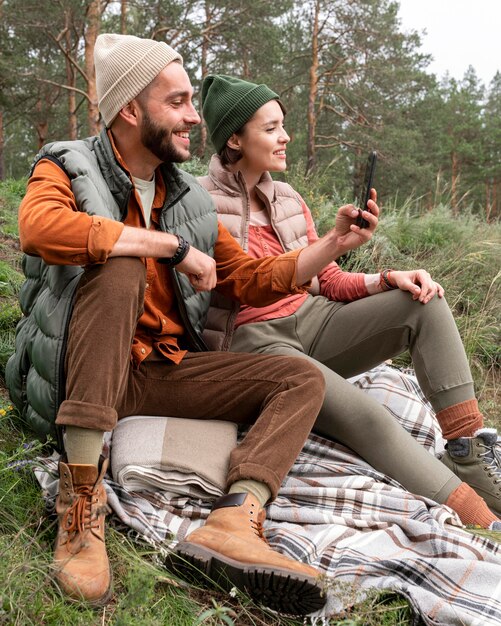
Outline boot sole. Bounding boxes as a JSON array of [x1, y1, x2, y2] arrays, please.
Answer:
[[167, 541, 325, 616]]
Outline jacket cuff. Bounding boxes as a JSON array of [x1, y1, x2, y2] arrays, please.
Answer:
[[86, 217, 124, 264], [271, 248, 311, 293]]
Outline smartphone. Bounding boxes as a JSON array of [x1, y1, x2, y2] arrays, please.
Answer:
[[356, 151, 377, 228]]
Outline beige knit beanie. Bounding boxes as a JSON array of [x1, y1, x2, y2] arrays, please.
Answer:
[[94, 33, 183, 127]]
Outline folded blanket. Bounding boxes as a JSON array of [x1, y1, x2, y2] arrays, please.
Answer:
[[110, 415, 237, 498], [33, 365, 501, 626]]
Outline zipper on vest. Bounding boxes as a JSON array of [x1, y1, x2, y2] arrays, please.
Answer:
[[119, 188, 132, 223], [169, 268, 209, 352]]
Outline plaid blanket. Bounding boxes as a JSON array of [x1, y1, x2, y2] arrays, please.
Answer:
[[34, 364, 501, 626]]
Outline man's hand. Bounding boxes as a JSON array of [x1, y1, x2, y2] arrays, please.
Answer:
[[110, 226, 217, 292], [176, 246, 217, 292], [390, 269, 445, 304]]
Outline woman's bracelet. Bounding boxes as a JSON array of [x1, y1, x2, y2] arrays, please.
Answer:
[[379, 269, 397, 291]]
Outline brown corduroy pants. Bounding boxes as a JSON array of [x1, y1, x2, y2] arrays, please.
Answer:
[[55, 257, 325, 498]]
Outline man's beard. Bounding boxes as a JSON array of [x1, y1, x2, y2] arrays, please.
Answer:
[[140, 109, 190, 163]]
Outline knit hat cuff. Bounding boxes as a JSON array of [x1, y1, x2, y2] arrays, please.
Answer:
[[209, 84, 278, 153]]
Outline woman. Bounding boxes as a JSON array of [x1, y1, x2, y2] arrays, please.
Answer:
[[198, 74, 501, 530]]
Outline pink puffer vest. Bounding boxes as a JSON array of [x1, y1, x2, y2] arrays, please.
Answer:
[[199, 155, 308, 351]]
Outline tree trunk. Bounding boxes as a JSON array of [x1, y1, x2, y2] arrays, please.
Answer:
[[196, 0, 210, 158], [493, 179, 498, 220], [85, 0, 101, 135], [451, 150, 458, 216], [0, 0, 3, 178], [65, 19, 78, 140], [0, 110, 4, 181], [485, 178, 492, 222], [306, 0, 320, 175], [121, 0, 127, 34], [35, 99, 48, 148]]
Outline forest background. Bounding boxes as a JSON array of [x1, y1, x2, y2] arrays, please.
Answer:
[[1, 0, 501, 219]]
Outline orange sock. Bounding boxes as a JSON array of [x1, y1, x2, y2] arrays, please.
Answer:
[[446, 482, 498, 528], [436, 399, 484, 440]]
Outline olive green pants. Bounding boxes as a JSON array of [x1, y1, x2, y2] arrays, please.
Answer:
[[230, 291, 473, 503]]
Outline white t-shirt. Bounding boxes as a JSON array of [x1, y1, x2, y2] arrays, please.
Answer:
[[132, 174, 156, 228]]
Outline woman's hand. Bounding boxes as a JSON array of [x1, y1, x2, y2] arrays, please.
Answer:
[[296, 189, 380, 284], [390, 269, 445, 303], [332, 189, 379, 256]]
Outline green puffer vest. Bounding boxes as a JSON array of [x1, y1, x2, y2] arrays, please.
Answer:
[[5, 129, 216, 446]]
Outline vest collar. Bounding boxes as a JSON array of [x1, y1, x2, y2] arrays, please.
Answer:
[[94, 129, 190, 215], [159, 161, 190, 209], [208, 154, 276, 205], [93, 129, 133, 215]]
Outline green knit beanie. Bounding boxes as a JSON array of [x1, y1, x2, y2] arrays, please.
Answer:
[[201, 75, 280, 153]]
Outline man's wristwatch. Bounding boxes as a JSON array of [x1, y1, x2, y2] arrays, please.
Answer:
[[158, 234, 191, 267]]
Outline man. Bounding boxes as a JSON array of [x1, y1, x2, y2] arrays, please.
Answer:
[[8, 34, 378, 614]]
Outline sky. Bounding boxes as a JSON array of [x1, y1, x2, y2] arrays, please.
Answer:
[[396, 0, 501, 86]]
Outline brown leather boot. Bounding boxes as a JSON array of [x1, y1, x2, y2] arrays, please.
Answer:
[[169, 493, 325, 615], [53, 460, 112, 605]]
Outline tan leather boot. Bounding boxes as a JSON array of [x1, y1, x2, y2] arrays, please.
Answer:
[[170, 493, 325, 615], [53, 460, 112, 605]]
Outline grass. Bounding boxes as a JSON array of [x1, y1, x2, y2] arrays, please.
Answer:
[[0, 179, 24, 380], [0, 176, 499, 624]]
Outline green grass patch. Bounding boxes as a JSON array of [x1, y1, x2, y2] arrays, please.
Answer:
[[0, 178, 25, 238], [0, 259, 24, 297], [0, 259, 23, 376]]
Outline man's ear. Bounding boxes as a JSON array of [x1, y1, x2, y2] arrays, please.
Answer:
[[226, 133, 241, 151], [117, 101, 140, 127]]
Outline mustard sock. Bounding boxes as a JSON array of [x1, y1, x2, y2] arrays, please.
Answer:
[[436, 399, 484, 440], [64, 426, 104, 466], [229, 479, 271, 508], [445, 482, 498, 528]]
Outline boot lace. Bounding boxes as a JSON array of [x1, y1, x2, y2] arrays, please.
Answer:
[[62, 486, 101, 537], [478, 438, 501, 484], [250, 510, 269, 544]]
